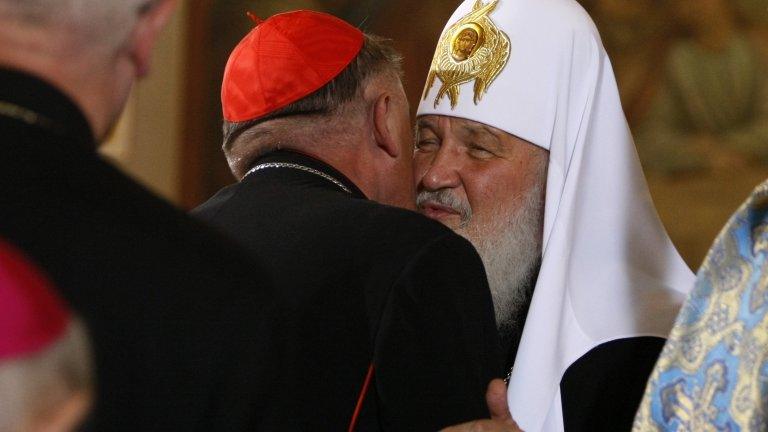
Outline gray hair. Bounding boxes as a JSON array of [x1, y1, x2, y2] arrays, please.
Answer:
[[471, 162, 546, 340], [0, 0, 154, 48], [0, 317, 94, 432], [222, 33, 404, 157], [415, 149, 549, 340]]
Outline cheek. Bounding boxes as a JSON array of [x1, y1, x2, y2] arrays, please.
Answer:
[[463, 173, 499, 213], [463, 165, 527, 217], [399, 158, 415, 186]]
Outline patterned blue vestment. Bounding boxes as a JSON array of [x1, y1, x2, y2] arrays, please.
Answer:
[[634, 179, 768, 432]]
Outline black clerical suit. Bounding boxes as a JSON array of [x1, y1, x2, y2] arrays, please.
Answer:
[[500, 304, 664, 431], [0, 69, 273, 431], [194, 150, 502, 431], [559, 337, 664, 431]]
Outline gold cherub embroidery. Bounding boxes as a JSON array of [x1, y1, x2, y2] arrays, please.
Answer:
[[423, 0, 511, 108]]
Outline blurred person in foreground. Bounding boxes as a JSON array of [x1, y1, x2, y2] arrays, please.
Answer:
[[634, 179, 768, 431], [415, 0, 694, 430], [194, 10, 501, 431], [0, 1, 274, 430], [0, 238, 92, 432]]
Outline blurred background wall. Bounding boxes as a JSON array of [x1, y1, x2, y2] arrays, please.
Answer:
[[103, 0, 768, 270], [102, 2, 188, 201]]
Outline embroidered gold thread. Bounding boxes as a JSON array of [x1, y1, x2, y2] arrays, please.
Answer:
[[423, 0, 511, 109]]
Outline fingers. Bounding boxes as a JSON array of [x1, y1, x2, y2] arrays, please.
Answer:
[[485, 378, 511, 421], [440, 419, 523, 432], [440, 420, 480, 432], [439, 380, 522, 432]]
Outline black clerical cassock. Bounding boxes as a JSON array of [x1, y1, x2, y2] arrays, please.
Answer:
[[194, 150, 502, 430], [0, 69, 274, 431]]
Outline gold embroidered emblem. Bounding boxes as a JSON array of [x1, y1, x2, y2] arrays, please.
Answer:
[[423, 0, 510, 108]]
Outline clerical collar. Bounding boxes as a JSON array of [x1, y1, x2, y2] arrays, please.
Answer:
[[0, 68, 95, 145], [244, 150, 367, 199]]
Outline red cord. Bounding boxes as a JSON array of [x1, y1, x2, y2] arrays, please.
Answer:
[[348, 363, 375, 432]]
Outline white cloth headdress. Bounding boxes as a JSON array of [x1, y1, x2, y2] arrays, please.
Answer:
[[417, 0, 695, 430]]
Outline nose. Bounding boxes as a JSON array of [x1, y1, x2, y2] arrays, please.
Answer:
[[419, 144, 462, 192]]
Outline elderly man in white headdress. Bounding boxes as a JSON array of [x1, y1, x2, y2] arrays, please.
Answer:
[[415, 0, 695, 430]]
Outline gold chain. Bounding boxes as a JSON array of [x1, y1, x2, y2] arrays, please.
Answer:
[[0, 101, 57, 131]]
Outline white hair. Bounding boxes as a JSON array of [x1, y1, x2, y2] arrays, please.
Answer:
[[460, 171, 545, 339], [0, 317, 93, 432], [415, 152, 548, 338], [0, 0, 149, 49]]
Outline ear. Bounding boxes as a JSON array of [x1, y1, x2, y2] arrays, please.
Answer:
[[129, 0, 178, 78], [372, 92, 401, 159]]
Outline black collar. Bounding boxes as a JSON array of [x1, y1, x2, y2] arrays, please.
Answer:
[[247, 150, 368, 200], [0, 68, 95, 145]]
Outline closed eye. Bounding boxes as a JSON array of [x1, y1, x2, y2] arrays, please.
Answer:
[[468, 144, 495, 159], [416, 139, 440, 152]]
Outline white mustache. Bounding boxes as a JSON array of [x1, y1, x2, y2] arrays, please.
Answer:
[[415, 189, 472, 227]]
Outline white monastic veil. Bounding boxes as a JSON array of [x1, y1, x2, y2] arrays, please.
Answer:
[[417, 0, 695, 430]]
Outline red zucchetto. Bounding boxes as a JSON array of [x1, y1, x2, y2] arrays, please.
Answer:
[[222, 10, 364, 123], [0, 239, 70, 360]]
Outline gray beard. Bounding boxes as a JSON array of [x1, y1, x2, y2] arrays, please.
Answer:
[[456, 180, 544, 342]]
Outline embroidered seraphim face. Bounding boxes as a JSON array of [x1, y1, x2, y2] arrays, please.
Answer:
[[423, 0, 511, 108]]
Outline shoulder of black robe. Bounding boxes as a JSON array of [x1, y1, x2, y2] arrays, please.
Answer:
[[0, 69, 274, 431], [194, 150, 502, 431], [559, 336, 665, 432], [372, 231, 502, 430]]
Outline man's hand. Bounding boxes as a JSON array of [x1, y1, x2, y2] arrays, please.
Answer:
[[440, 379, 523, 432]]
